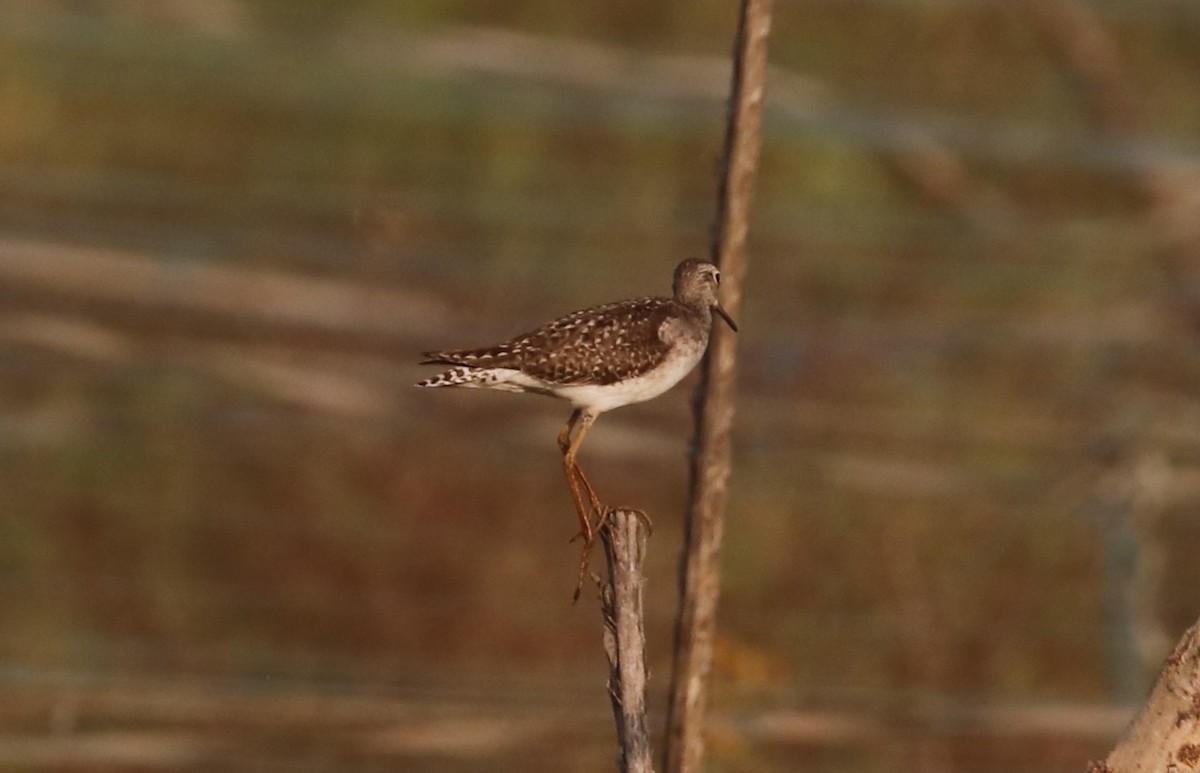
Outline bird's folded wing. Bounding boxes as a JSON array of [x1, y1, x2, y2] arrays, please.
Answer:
[[422, 298, 676, 386]]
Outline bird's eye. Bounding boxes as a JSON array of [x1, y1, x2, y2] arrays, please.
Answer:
[[712, 269, 721, 284]]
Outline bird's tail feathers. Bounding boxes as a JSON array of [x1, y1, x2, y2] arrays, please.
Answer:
[[416, 366, 491, 389], [419, 345, 512, 367]]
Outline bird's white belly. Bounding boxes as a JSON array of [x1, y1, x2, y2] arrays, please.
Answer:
[[553, 342, 705, 413]]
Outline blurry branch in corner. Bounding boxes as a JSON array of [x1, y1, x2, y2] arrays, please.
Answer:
[[1090, 615, 1200, 772]]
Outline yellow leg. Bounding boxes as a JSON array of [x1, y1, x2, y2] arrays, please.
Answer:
[[556, 410, 578, 454], [558, 411, 603, 515], [559, 409, 611, 600], [570, 462, 605, 531], [560, 409, 605, 541]]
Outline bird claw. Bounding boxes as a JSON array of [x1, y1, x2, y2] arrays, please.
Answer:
[[569, 505, 655, 602], [621, 508, 654, 537]]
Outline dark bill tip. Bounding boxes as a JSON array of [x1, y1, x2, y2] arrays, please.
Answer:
[[714, 303, 738, 333]]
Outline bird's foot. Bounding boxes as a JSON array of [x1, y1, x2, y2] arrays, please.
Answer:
[[570, 505, 655, 602], [620, 507, 653, 537]]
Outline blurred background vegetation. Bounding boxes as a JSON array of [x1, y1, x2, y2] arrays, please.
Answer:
[[2, 0, 1200, 770]]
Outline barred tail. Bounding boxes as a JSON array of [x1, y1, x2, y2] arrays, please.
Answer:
[[415, 366, 483, 388]]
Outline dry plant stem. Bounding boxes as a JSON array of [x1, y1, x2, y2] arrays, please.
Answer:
[[664, 1, 771, 771], [599, 509, 654, 773], [1093, 617, 1200, 772]]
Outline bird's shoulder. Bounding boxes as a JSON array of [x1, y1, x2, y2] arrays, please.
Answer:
[[514, 296, 675, 348]]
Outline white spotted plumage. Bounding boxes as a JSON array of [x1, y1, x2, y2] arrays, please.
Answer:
[[417, 259, 736, 418]]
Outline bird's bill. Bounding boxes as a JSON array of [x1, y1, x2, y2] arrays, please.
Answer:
[[713, 303, 738, 333]]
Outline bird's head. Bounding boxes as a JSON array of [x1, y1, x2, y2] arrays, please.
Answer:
[[673, 259, 738, 332]]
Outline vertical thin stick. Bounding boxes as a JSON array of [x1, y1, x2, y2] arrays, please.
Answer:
[[599, 509, 654, 773], [663, 1, 772, 772]]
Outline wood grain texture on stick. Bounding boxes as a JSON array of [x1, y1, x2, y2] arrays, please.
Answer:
[[599, 510, 654, 773]]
